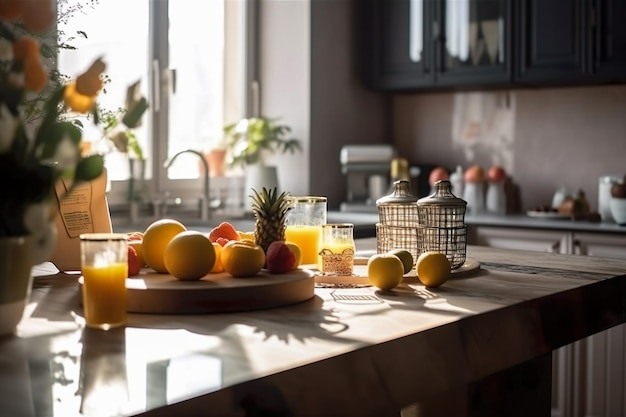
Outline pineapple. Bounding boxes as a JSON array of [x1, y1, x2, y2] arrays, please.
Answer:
[[250, 187, 292, 253]]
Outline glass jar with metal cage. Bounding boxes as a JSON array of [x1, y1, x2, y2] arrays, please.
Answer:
[[375, 180, 419, 262], [416, 180, 467, 269]]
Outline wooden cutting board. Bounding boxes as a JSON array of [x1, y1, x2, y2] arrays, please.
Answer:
[[80, 268, 316, 314]]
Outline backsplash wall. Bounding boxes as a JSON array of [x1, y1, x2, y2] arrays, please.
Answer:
[[393, 85, 626, 212]]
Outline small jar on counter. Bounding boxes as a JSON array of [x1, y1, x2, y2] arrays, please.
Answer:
[[319, 223, 355, 276]]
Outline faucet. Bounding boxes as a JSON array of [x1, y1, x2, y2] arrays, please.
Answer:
[[163, 149, 211, 220]]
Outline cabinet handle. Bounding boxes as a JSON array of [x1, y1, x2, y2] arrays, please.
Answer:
[[549, 241, 560, 253], [152, 59, 161, 112], [432, 21, 444, 72], [573, 240, 586, 255]]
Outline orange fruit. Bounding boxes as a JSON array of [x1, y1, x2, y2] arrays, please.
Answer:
[[487, 165, 506, 183], [221, 239, 265, 277], [164, 231, 215, 280], [428, 166, 449, 186], [464, 165, 485, 183], [210, 242, 224, 273], [142, 219, 187, 273], [416, 251, 451, 287]]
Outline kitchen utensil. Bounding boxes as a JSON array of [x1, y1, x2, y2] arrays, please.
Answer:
[[375, 180, 419, 261], [417, 180, 468, 269]]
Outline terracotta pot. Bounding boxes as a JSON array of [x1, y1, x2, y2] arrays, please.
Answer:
[[0, 236, 35, 337], [199, 149, 227, 178]]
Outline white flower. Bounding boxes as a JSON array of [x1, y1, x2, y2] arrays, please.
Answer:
[[0, 104, 18, 153], [53, 135, 78, 172]]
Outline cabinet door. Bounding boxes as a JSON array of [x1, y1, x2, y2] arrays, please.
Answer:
[[435, 0, 511, 86], [470, 226, 567, 253], [516, 0, 588, 84], [572, 232, 626, 258], [365, 0, 434, 90], [592, 0, 626, 79]]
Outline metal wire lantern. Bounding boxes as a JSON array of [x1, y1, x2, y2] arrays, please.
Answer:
[[417, 180, 467, 269], [376, 180, 419, 262]]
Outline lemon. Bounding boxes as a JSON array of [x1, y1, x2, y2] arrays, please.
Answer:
[[142, 219, 187, 273], [164, 231, 216, 280], [416, 251, 451, 287], [367, 254, 404, 290], [388, 249, 413, 274]]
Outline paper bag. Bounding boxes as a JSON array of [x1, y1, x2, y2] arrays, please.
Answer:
[[50, 169, 113, 271]]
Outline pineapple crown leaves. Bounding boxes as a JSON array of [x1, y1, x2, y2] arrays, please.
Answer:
[[250, 187, 292, 220]]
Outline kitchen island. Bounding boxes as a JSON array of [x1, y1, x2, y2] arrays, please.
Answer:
[[2, 242, 625, 417]]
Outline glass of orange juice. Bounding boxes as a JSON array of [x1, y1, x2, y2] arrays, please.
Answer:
[[80, 233, 128, 330], [285, 196, 327, 266], [319, 223, 355, 275]]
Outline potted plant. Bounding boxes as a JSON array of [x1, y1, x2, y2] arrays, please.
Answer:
[[223, 116, 301, 169], [223, 116, 301, 198], [0, 3, 106, 335]]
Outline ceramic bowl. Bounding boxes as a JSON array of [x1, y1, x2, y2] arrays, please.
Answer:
[[609, 197, 626, 225]]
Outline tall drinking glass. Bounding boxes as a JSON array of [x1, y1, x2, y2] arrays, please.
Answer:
[[285, 196, 327, 265], [80, 233, 128, 330]]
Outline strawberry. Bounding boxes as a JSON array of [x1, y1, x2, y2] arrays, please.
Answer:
[[128, 245, 141, 277], [208, 222, 240, 243]]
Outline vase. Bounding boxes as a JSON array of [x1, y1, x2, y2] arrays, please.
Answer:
[[0, 236, 35, 337], [244, 165, 280, 209], [200, 149, 227, 177]]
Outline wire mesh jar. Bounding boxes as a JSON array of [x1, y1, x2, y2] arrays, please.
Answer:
[[376, 180, 419, 262], [417, 180, 467, 269]]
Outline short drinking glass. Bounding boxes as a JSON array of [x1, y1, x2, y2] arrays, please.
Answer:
[[319, 223, 355, 275], [80, 233, 128, 330]]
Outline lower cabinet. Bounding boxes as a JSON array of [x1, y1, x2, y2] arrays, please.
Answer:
[[470, 226, 626, 417]]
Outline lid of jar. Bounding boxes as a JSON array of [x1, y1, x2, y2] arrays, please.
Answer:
[[376, 180, 417, 206], [417, 180, 467, 207]]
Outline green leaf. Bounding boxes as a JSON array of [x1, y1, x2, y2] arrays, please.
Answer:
[[74, 155, 104, 182], [122, 96, 148, 129]]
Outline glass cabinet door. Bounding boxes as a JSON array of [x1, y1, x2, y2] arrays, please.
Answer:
[[435, 0, 511, 85]]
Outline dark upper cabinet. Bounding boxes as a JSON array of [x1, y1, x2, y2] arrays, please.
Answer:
[[516, 0, 588, 84], [364, 0, 511, 91], [593, 0, 626, 79], [364, 0, 626, 91]]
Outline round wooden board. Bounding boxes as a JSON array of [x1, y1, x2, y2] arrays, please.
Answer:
[[309, 257, 481, 286], [79, 268, 316, 314]]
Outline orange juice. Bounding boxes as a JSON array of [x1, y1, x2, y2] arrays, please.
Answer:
[[285, 225, 322, 265], [318, 241, 355, 272], [82, 262, 128, 329]]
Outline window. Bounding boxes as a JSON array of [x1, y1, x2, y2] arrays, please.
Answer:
[[58, 0, 250, 208]]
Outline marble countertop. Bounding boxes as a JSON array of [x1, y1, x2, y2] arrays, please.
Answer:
[[111, 210, 626, 239], [4, 241, 626, 416]]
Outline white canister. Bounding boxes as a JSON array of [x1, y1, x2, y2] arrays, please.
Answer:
[[598, 176, 621, 222], [463, 182, 485, 214], [486, 181, 506, 214]]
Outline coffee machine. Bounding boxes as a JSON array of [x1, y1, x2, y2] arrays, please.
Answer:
[[339, 144, 396, 213]]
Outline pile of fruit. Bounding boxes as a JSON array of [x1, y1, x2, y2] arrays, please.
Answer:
[[367, 249, 451, 290], [123, 187, 300, 280]]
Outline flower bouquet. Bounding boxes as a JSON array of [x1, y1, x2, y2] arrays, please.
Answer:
[[0, 0, 105, 260]]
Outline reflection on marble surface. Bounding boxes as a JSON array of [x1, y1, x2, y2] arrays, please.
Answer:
[[2, 243, 626, 416]]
